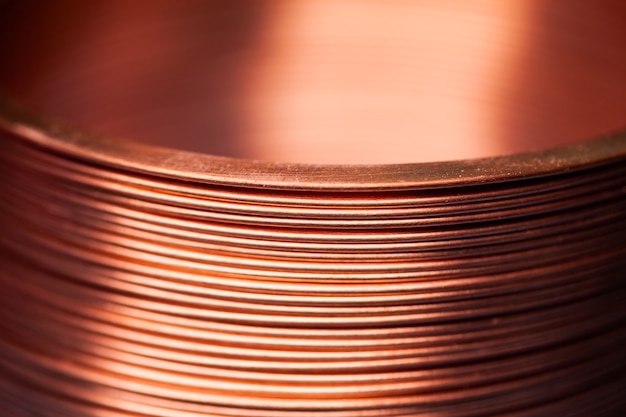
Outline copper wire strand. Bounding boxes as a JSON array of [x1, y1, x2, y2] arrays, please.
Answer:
[[6, 145, 626, 229], [2, 119, 626, 415], [2, 2, 626, 414]]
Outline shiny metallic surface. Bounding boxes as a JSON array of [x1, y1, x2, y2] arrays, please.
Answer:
[[1, 1, 626, 416]]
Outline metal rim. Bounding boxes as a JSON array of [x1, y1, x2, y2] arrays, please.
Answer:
[[1, 99, 625, 191]]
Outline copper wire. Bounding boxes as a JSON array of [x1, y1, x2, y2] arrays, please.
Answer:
[[1, 113, 626, 416], [2, 1, 626, 416]]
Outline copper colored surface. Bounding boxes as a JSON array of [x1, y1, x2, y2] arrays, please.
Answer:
[[1, 1, 626, 416], [2, 0, 626, 164]]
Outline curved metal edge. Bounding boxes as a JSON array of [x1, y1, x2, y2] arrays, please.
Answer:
[[1, 98, 625, 191]]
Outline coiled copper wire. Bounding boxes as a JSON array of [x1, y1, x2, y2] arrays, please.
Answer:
[[1, 1, 626, 416]]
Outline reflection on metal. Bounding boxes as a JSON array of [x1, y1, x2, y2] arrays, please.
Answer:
[[1, 1, 626, 416]]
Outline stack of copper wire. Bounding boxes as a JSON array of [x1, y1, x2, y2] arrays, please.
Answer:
[[1, 111, 626, 416], [1, 1, 626, 416]]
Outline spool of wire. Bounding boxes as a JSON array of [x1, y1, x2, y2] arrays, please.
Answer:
[[1, 1, 626, 416]]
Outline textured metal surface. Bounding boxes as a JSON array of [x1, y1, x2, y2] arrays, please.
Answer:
[[1, 1, 626, 416]]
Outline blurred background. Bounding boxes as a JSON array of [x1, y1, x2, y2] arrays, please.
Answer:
[[1, 0, 625, 164]]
